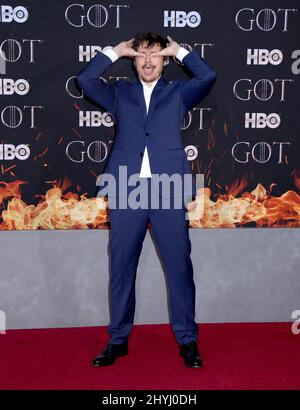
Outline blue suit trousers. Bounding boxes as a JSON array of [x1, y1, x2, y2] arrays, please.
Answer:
[[107, 180, 199, 345]]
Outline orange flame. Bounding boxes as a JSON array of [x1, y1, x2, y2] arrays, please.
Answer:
[[188, 183, 300, 228], [0, 177, 299, 229], [0, 179, 108, 230]]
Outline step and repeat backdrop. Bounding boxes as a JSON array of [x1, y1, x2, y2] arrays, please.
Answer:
[[0, 0, 299, 229]]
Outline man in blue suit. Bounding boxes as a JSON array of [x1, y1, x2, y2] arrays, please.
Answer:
[[77, 32, 217, 368]]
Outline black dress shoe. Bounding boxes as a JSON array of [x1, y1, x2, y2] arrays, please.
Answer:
[[179, 341, 203, 368], [92, 342, 128, 367]]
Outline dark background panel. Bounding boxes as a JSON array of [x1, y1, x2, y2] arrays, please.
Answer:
[[0, 0, 299, 225]]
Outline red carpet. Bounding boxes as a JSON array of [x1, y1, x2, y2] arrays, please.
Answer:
[[0, 323, 299, 390]]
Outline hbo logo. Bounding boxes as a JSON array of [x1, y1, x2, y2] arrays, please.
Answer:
[[164, 10, 201, 27], [0, 144, 30, 160], [247, 49, 283, 65], [245, 113, 281, 128], [0, 5, 28, 23], [0, 79, 30, 95], [79, 111, 114, 127]]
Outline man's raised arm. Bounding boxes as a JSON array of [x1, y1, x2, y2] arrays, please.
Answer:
[[152, 35, 217, 114], [179, 49, 217, 114], [76, 39, 143, 118]]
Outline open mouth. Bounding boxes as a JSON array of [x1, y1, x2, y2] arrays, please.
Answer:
[[143, 65, 155, 75]]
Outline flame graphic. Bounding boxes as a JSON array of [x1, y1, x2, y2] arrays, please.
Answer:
[[188, 184, 300, 228], [0, 177, 299, 229], [0, 179, 108, 230]]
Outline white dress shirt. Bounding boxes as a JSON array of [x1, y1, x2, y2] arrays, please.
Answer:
[[101, 46, 190, 178]]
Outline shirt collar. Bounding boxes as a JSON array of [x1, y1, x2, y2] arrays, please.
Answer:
[[139, 76, 160, 90]]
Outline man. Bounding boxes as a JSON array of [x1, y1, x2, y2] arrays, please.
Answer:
[[77, 32, 217, 368]]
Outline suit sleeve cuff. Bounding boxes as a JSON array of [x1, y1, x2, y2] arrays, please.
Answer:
[[101, 47, 119, 63], [175, 47, 190, 62]]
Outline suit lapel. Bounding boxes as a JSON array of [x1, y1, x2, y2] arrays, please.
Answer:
[[132, 76, 169, 122]]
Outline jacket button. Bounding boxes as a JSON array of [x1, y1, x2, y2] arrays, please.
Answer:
[[145, 132, 149, 136]]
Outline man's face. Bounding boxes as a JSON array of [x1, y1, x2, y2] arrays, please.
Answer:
[[134, 42, 166, 85]]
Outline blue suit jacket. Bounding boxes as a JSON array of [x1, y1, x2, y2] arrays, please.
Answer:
[[77, 49, 217, 199]]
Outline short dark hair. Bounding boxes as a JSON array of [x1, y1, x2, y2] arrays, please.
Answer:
[[132, 32, 167, 51]]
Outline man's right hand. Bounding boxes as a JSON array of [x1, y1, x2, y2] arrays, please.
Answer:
[[113, 38, 144, 58]]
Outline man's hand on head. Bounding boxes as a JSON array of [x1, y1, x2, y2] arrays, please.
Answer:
[[113, 38, 144, 58], [151, 35, 181, 57]]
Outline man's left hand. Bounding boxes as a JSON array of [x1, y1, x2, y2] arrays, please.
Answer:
[[151, 35, 180, 57]]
